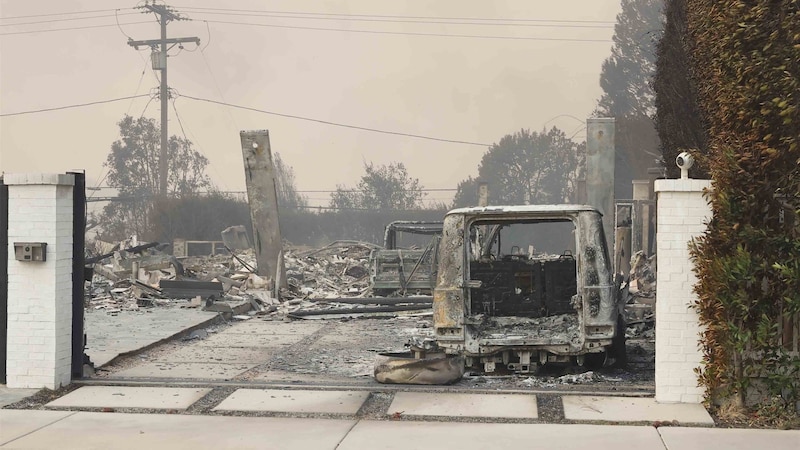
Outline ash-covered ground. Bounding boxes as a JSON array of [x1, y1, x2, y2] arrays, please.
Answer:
[[86, 240, 655, 392]]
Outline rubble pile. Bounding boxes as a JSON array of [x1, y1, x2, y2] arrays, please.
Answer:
[[86, 238, 430, 320], [624, 251, 657, 339], [283, 240, 378, 299]]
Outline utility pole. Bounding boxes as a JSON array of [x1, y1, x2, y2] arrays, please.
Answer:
[[128, 2, 199, 196]]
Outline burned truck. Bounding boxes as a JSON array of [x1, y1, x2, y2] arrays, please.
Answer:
[[369, 221, 443, 296], [427, 205, 626, 375]]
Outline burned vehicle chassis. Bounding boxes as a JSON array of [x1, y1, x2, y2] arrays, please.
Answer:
[[430, 205, 625, 374]]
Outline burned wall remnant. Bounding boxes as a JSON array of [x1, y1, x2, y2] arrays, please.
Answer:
[[586, 118, 616, 253], [240, 130, 286, 288]]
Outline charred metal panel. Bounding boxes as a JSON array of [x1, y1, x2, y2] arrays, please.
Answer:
[[433, 288, 464, 330], [369, 221, 443, 295], [370, 248, 434, 293], [382, 221, 443, 249], [469, 260, 545, 317], [543, 258, 577, 315], [435, 214, 465, 290]]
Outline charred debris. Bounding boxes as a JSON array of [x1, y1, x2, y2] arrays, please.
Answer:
[[85, 234, 435, 320]]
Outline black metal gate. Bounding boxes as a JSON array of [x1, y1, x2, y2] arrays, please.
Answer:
[[1, 177, 8, 384], [70, 172, 86, 378]]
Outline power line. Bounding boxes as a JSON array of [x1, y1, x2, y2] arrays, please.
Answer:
[[542, 114, 585, 127], [128, 2, 199, 197], [0, 21, 151, 36], [0, 12, 139, 27], [177, 94, 491, 147], [170, 95, 229, 190], [196, 19, 611, 43], [0, 94, 150, 117], [87, 170, 112, 201], [174, 6, 615, 24], [0, 8, 134, 20], [569, 126, 587, 140], [139, 92, 157, 118], [182, 10, 613, 29], [126, 58, 151, 116], [115, 9, 137, 41], [198, 41, 240, 129]]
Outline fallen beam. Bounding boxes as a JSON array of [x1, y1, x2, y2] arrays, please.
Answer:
[[159, 280, 224, 299], [306, 296, 432, 306], [86, 242, 160, 264], [288, 304, 430, 318], [132, 280, 165, 299]]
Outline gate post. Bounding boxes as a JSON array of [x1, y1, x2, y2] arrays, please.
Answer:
[[5, 173, 74, 389], [654, 177, 711, 403]]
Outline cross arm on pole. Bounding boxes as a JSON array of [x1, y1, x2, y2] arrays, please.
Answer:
[[127, 37, 200, 50]]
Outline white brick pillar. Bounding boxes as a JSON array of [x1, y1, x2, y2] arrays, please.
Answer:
[[5, 173, 74, 389], [654, 178, 712, 403]]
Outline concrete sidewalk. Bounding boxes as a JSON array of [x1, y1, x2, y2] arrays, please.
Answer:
[[1, 410, 798, 450], [30, 385, 717, 426]]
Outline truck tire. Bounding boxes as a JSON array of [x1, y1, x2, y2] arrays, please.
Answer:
[[584, 351, 608, 369], [374, 352, 465, 385]]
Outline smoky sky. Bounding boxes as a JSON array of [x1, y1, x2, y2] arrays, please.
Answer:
[[0, 0, 620, 207]]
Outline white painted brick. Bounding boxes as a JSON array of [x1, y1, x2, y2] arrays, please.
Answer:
[[669, 305, 692, 315], [6, 175, 75, 390], [655, 179, 711, 404], [7, 336, 29, 345], [7, 367, 28, 377], [681, 393, 702, 403], [665, 320, 688, 331], [660, 215, 686, 225], [659, 394, 680, 403], [668, 337, 686, 347], [659, 378, 678, 387]]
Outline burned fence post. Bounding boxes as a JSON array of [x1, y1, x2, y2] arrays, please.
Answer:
[[240, 130, 287, 289]]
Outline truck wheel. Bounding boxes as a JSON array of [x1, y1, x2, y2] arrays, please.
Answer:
[[611, 315, 627, 368], [584, 351, 607, 370]]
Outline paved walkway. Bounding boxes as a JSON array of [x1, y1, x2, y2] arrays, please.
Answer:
[[0, 388, 38, 409], [1, 409, 797, 449], [84, 307, 219, 367]]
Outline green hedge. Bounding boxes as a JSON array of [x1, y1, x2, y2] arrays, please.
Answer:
[[685, 0, 800, 410]]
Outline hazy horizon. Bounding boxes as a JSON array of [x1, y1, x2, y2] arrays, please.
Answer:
[[0, 0, 621, 207]]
